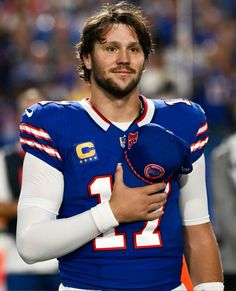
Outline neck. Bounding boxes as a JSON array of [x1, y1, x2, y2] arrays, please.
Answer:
[[89, 85, 141, 122]]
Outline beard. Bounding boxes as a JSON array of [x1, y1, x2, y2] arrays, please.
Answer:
[[90, 57, 144, 99]]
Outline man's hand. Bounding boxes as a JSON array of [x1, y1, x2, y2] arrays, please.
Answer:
[[109, 164, 167, 223]]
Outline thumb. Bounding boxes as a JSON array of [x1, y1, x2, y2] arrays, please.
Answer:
[[114, 163, 124, 185]]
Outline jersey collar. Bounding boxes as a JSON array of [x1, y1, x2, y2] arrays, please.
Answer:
[[79, 96, 155, 131]]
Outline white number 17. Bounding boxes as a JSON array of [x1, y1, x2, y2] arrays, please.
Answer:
[[88, 176, 170, 251]]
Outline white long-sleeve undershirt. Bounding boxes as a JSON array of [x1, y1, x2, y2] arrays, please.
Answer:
[[16, 153, 209, 264]]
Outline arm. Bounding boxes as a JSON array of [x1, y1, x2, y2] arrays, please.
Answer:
[[179, 155, 224, 289], [183, 222, 223, 286], [17, 153, 166, 263], [17, 153, 117, 263]]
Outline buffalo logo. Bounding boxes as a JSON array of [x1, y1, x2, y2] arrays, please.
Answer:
[[144, 164, 165, 180], [128, 132, 138, 149], [76, 142, 98, 163]]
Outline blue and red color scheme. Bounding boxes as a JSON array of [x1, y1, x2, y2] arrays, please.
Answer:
[[19, 97, 208, 290]]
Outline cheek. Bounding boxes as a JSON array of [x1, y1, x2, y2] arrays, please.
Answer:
[[92, 54, 110, 70], [135, 61, 146, 73], [138, 57, 146, 67], [132, 55, 145, 68]]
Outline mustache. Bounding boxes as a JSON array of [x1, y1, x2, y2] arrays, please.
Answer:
[[110, 66, 136, 73]]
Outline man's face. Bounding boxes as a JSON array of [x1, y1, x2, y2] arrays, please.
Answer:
[[85, 24, 146, 98]]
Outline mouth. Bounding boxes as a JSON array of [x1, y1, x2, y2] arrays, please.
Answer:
[[113, 71, 132, 76], [111, 67, 135, 75]]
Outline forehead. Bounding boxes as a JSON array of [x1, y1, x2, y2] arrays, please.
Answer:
[[101, 23, 139, 44]]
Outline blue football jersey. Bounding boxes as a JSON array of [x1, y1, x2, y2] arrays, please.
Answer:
[[19, 96, 208, 291]]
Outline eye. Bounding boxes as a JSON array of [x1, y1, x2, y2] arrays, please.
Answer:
[[106, 46, 118, 53], [129, 47, 141, 53]]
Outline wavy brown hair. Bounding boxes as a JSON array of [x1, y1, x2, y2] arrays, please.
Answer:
[[75, 1, 154, 82]]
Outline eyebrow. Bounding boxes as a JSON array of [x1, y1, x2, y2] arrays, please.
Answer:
[[100, 41, 141, 47]]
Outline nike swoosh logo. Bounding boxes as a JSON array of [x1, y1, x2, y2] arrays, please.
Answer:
[[25, 109, 33, 118]]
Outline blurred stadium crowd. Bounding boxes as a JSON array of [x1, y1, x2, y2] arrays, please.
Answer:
[[0, 0, 236, 290], [0, 0, 235, 146]]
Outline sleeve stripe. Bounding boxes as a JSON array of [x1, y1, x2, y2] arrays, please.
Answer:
[[20, 137, 62, 161], [191, 137, 208, 152], [20, 123, 52, 141], [196, 121, 208, 136]]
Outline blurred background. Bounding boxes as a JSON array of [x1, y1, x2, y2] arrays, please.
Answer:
[[0, 0, 235, 290]]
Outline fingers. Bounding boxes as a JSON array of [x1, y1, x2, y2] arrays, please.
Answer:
[[112, 166, 168, 223], [114, 163, 124, 185], [141, 182, 167, 195], [146, 210, 164, 221], [149, 192, 167, 204], [148, 200, 166, 213], [147, 192, 167, 219]]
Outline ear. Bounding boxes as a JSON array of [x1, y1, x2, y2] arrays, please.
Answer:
[[142, 58, 148, 72], [82, 53, 92, 70], [142, 63, 147, 72]]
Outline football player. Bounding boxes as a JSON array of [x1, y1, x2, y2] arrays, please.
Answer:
[[17, 2, 223, 291]]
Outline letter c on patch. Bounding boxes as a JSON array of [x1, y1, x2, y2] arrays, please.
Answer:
[[76, 142, 96, 159]]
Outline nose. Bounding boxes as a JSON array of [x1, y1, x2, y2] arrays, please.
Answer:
[[117, 49, 130, 64]]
